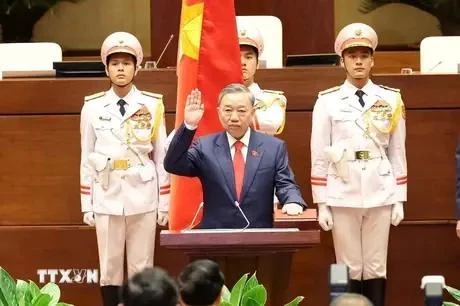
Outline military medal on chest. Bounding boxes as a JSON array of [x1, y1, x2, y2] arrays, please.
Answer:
[[126, 105, 155, 142], [365, 99, 393, 133]]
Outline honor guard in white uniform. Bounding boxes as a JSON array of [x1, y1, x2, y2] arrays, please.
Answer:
[[310, 23, 407, 306], [238, 21, 300, 214], [237, 20, 287, 136], [79, 32, 170, 306]]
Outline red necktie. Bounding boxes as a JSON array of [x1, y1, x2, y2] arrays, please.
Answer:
[[233, 141, 245, 201]]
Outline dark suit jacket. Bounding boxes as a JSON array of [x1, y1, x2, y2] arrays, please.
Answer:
[[456, 141, 460, 219], [164, 124, 306, 229]]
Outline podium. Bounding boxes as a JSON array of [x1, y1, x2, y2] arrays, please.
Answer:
[[160, 208, 320, 306]]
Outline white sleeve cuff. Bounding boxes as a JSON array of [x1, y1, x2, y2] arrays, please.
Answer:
[[184, 122, 198, 130]]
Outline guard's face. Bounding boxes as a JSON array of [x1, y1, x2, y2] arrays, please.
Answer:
[[341, 47, 374, 80], [106, 53, 137, 87], [240, 45, 258, 84], [217, 92, 254, 139]]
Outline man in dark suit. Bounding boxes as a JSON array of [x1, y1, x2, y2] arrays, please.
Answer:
[[165, 84, 306, 229], [456, 141, 460, 238]]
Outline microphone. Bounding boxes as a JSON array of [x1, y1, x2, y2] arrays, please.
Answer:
[[185, 202, 203, 230], [234, 201, 250, 230], [329, 264, 349, 302], [147, 34, 174, 69], [424, 283, 443, 306], [421, 275, 445, 306], [427, 60, 443, 72]]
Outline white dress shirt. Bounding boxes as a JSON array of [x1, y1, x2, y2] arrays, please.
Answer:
[[226, 128, 251, 162]]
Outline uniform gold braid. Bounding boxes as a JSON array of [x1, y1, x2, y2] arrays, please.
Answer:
[[126, 120, 154, 142], [390, 95, 403, 134], [363, 94, 403, 134], [275, 110, 286, 135], [151, 102, 164, 141], [273, 95, 286, 134], [127, 102, 164, 142], [255, 94, 287, 135]]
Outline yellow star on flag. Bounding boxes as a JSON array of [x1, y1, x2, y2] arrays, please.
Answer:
[[178, 0, 204, 61]]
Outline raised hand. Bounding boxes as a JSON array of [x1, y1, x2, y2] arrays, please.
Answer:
[[184, 88, 204, 127]]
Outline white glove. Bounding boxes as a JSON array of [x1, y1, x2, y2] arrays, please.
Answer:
[[317, 203, 333, 231], [391, 202, 404, 226], [83, 212, 95, 227], [282, 203, 303, 215], [157, 211, 169, 226]]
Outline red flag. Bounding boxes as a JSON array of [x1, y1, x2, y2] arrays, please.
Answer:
[[169, 0, 243, 230]]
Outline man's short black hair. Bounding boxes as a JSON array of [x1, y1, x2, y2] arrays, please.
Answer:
[[178, 259, 225, 306], [121, 267, 178, 306]]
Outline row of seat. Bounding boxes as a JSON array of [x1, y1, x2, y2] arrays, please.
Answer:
[[0, 16, 458, 73]]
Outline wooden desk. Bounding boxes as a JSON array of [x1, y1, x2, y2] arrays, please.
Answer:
[[160, 226, 320, 306], [0, 68, 459, 305]]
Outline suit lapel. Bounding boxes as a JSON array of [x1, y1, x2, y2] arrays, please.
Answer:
[[214, 133, 238, 201], [240, 130, 264, 202]]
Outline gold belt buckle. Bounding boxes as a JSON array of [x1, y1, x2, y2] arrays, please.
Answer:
[[113, 159, 129, 170], [355, 150, 370, 160]]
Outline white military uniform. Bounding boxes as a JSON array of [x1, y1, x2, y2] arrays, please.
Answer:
[[311, 80, 407, 279], [238, 21, 286, 136], [80, 85, 170, 286], [248, 82, 287, 205]]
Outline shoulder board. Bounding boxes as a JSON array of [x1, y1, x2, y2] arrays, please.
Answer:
[[379, 85, 400, 92], [318, 86, 340, 96], [262, 89, 284, 95], [141, 91, 163, 99], [84, 91, 105, 102]]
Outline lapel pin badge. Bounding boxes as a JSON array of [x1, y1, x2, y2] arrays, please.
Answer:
[[251, 150, 258, 157]]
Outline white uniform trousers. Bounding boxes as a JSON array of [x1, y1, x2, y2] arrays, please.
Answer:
[[331, 205, 391, 280], [95, 211, 157, 286]]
